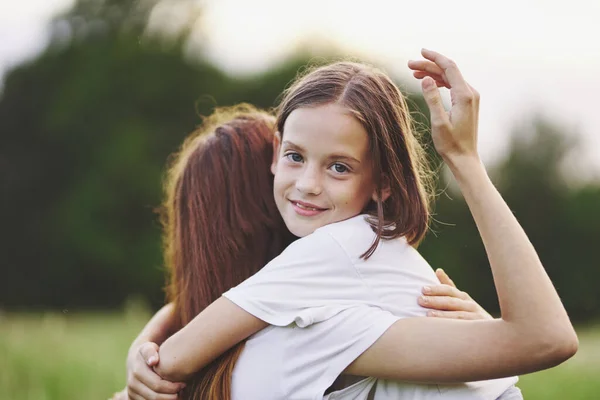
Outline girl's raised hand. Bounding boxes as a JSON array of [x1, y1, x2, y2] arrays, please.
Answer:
[[418, 268, 493, 321], [125, 342, 185, 400], [408, 49, 480, 161]]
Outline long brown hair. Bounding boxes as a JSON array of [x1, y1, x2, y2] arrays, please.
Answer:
[[161, 104, 294, 399], [276, 61, 434, 258]]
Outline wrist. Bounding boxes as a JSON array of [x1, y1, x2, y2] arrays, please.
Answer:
[[442, 152, 481, 171], [443, 152, 484, 180]]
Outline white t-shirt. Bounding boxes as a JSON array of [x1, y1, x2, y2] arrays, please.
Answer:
[[223, 215, 518, 400]]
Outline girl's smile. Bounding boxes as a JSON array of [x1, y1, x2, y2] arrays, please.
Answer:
[[271, 103, 377, 237], [289, 199, 328, 217]]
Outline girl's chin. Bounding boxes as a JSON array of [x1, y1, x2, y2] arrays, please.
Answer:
[[286, 225, 318, 238], [284, 217, 325, 238]]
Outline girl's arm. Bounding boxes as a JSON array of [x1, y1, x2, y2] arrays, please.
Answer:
[[342, 49, 577, 382], [149, 272, 491, 382], [154, 298, 267, 381], [129, 302, 177, 351]]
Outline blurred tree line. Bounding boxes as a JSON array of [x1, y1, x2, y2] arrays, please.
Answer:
[[1, 0, 598, 322]]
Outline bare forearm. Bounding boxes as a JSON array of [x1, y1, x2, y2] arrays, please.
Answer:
[[155, 297, 266, 381], [155, 310, 223, 381], [130, 302, 176, 351], [347, 157, 577, 382], [447, 155, 577, 349]]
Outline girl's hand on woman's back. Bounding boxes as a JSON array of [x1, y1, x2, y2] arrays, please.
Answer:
[[419, 268, 493, 321], [408, 48, 480, 162]]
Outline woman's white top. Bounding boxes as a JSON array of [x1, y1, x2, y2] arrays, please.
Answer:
[[223, 215, 518, 400]]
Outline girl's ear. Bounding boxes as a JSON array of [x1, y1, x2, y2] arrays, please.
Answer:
[[271, 131, 282, 175], [371, 175, 391, 202]]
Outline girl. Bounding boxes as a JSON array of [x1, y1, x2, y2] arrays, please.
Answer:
[[116, 104, 489, 400], [135, 49, 576, 399]]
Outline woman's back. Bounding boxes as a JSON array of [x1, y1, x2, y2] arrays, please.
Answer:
[[225, 215, 518, 399]]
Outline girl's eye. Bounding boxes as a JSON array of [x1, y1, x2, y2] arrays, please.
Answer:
[[330, 163, 349, 174], [285, 152, 303, 163]]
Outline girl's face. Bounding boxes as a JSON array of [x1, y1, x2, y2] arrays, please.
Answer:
[[271, 103, 377, 237]]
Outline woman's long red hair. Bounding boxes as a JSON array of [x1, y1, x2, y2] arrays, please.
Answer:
[[160, 105, 294, 399]]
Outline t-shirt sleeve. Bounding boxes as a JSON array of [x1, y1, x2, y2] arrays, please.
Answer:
[[223, 230, 371, 328], [284, 305, 400, 398]]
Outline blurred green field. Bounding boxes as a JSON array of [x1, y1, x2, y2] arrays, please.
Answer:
[[1, 310, 599, 400]]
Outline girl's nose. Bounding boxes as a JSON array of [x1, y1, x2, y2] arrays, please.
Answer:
[[295, 167, 323, 195]]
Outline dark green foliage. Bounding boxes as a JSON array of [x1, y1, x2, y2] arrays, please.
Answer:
[[1, 1, 598, 321]]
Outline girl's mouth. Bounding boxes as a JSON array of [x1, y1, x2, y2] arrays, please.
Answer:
[[290, 200, 327, 216]]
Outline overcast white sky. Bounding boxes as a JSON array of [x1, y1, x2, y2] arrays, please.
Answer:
[[1, 0, 599, 179]]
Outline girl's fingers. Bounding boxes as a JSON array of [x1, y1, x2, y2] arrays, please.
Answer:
[[426, 310, 479, 320], [129, 348, 185, 396], [420, 48, 468, 91], [408, 58, 449, 88], [418, 295, 476, 312], [407, 59, 445, 78], [420, 282, 494, 321], [422, 283, 468, 300], [435, 268, 456, 288], [138, 372, 184, 395], [139, 342, 160, 366], [420, 77, 450, 130], [128, 381, 178, 400], [126, 387, 144, 400], [132, 358, 185, 394], [412, 71, 449, 88]]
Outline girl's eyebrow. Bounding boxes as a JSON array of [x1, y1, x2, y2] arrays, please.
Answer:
[[282, 140, 361, 164], [329, 154, 361, 165], [282, 140, 304, 151]]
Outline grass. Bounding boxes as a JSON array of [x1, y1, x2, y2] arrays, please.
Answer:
[[517, 322, 600, 399], [1, 309, 598, 399], [0, 305, 148, 400]]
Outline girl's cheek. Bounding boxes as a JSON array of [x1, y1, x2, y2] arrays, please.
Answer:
[[337, 186, 360, 207], [276, 162, 294, 176]]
